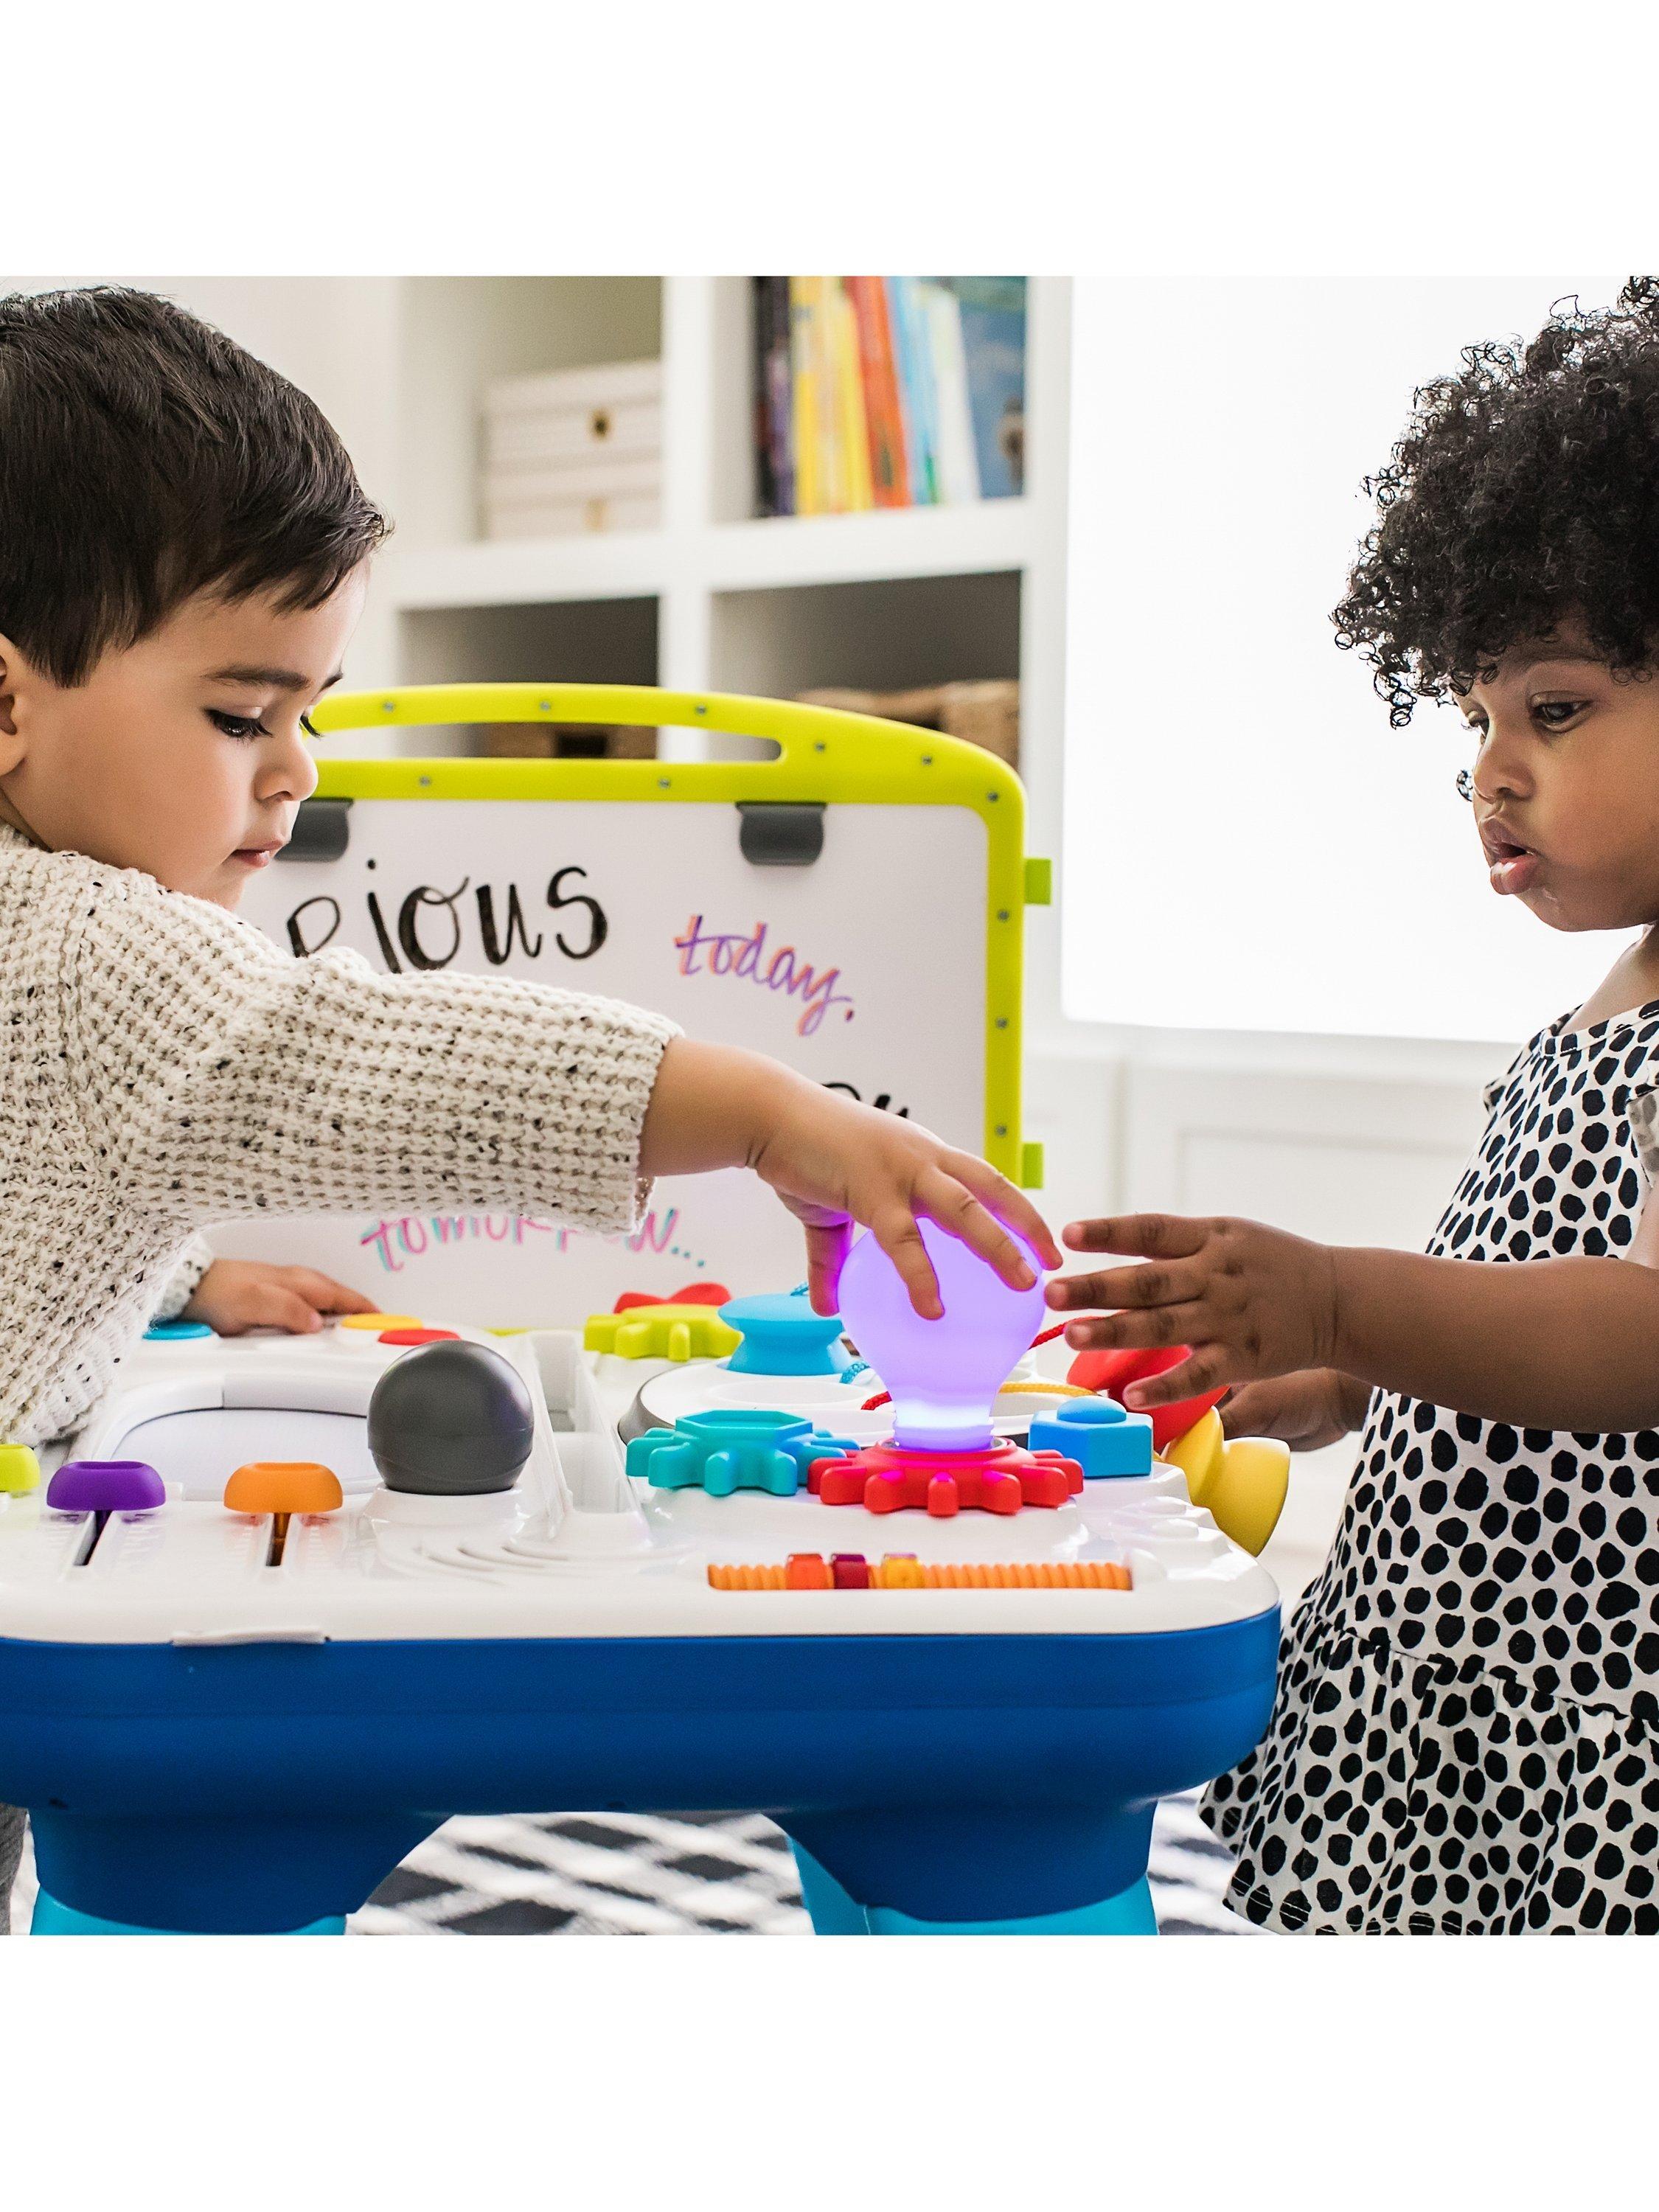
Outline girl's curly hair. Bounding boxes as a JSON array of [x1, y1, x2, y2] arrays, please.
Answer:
[[1333, 277, 1659, 726]]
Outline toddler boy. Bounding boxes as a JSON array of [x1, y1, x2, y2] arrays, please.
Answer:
[[0, 286, 1057, 1927]]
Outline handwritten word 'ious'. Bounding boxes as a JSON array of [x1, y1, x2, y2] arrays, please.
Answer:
[[359, 1207, 680, 1273], [287, 868, 608, 975], [672, 916, 854, 1037]]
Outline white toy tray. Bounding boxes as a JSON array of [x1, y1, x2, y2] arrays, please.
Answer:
[[0, 1328, 1276, 1646]]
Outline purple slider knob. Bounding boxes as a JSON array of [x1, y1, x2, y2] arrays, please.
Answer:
[[46, 1459, 166, 1514]]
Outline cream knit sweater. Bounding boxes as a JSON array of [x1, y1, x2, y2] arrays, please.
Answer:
[[0, 824, 678, 1447]]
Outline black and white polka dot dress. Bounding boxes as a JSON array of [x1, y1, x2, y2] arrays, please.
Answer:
[[1203, 998, 1659, 1933]]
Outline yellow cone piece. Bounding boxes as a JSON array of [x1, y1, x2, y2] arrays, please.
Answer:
[[0, 1445, 41, 1495], [1162, 1406, 1225, 1504], [582, 1305, 741, 1363], [1204, 1437, 1291, 1557]]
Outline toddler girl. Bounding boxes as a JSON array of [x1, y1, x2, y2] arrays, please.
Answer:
[[1047, 280, 1659, 1934]]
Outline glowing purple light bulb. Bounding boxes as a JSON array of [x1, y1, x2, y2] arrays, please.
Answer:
[[837, 1219, 1047, 1453]]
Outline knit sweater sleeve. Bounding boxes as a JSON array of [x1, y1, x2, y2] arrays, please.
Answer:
[[152, 1232, 216, 1321], [60, 862, 679, 1237]]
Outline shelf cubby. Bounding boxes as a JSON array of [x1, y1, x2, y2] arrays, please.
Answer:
[[710, 570, 1020, 700], [360, 277, 1067, 838]]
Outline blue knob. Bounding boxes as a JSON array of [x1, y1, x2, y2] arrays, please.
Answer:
[[719, 1293, 852, 1377], [1029, 1397, 1154, 1479], [145, 1319, 215, 1342]]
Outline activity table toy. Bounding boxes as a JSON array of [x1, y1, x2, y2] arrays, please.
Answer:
[[0, 689, 1287, 1933], [0, 1235, 1287, 1935]]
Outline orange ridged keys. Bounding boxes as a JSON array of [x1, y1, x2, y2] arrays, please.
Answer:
[[785, 1552, 832, 1590], [706, 1557, 1133, 1590], [878, 1553, 925, 1588]]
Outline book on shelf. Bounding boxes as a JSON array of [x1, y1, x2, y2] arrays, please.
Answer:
[[952, 276, 1027, 498], [846, 276, 908, 507], [753, 276, 1025, 518], [788, 276, 827, 517], [831, 283, 874, 512], [753, 276, 793, 518], [887, 277, 939, 507]]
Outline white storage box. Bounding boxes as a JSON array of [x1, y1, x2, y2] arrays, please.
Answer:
[[484, 492, 661, 540], [481, 358, 661, 538]]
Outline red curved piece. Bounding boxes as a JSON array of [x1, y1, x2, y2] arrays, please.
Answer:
[[1065, 1343, 1226, 1454], [613, 1282, 733, 1313]]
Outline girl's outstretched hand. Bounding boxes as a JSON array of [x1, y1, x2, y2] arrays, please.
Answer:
[[753, 1085, 1061, 1318], [1044, 1213, 1341, 1409]]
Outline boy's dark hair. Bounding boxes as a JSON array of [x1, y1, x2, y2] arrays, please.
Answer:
[[1333, 276, 1659, 726], [0, 286, 390, 685]]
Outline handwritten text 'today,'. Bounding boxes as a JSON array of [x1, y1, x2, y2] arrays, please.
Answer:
[[672, 916, 854, 1038]]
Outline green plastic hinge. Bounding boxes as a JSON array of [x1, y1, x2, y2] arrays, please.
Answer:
[[1019, 1141, 1046, 1189], [1023, 856, 1053, 905]]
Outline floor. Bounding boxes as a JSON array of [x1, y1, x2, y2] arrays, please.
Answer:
[[7, 1456, 1351, 1938]]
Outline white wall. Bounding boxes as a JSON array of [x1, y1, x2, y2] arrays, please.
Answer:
[[1062, 273, 1630, 1046]]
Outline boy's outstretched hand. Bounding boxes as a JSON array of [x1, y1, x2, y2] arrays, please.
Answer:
[[183, 1259, 378, 1336], [637, 1037, 1060, 1318], [1044, 1212, 1340, 1409], [755, 1084, 1061, 1318]]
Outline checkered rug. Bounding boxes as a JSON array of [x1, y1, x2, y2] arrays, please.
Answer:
[[9, 1792, 1253, 1935], [346, 1791, 1254, 1936]]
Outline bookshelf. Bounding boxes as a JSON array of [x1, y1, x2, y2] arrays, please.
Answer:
[[355, 276, 1071, 860]]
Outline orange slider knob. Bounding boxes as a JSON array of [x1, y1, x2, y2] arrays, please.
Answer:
[[223, 1461, 344, 1567]]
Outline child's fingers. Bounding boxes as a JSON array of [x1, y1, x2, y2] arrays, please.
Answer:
[[871, 1210, 944, 1319], [945, 1155, 1062, 1269], [1062, 1214, 1210, 1260], [1123, 1345, 1231, 1410], [1046, 1260, 1205, 1313], [279, 1269, 376, 1315], [802, 1219, 849, 1317], [920, 1171, 1038, 1290], [1062, 1301, 1210, 1356], [225, 1284, 325, 1336], [1217, 1379, 1293, 1439]]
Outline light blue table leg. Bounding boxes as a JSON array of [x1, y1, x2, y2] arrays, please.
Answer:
[[31, 1891, 346, 1936], [790, 1840, 1157, 1935], [869, 1877, 1158, 1935], [790, 1842, 872, 1933]]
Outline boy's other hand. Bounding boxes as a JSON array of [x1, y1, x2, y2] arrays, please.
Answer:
[[1220, 1368, 1370, 1452], [753, 1086, 1061, 1319], [1043, 1213, 1340, 1408], [181, 1259, 378, 1336]]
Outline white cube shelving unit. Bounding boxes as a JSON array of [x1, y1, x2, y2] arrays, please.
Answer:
[[360, 277, 1071, 891]]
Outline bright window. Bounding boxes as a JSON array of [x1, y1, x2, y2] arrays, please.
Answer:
[[1062, 274, 1632, 1043]]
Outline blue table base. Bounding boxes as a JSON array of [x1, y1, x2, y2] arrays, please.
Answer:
[[790, 1842, 1159, 1935], [32, 1891, 344, 1936], [3, 1618, 1276, 1935]]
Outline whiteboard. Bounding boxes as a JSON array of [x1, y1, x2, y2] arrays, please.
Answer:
[[225, 796, 991, 1326]]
